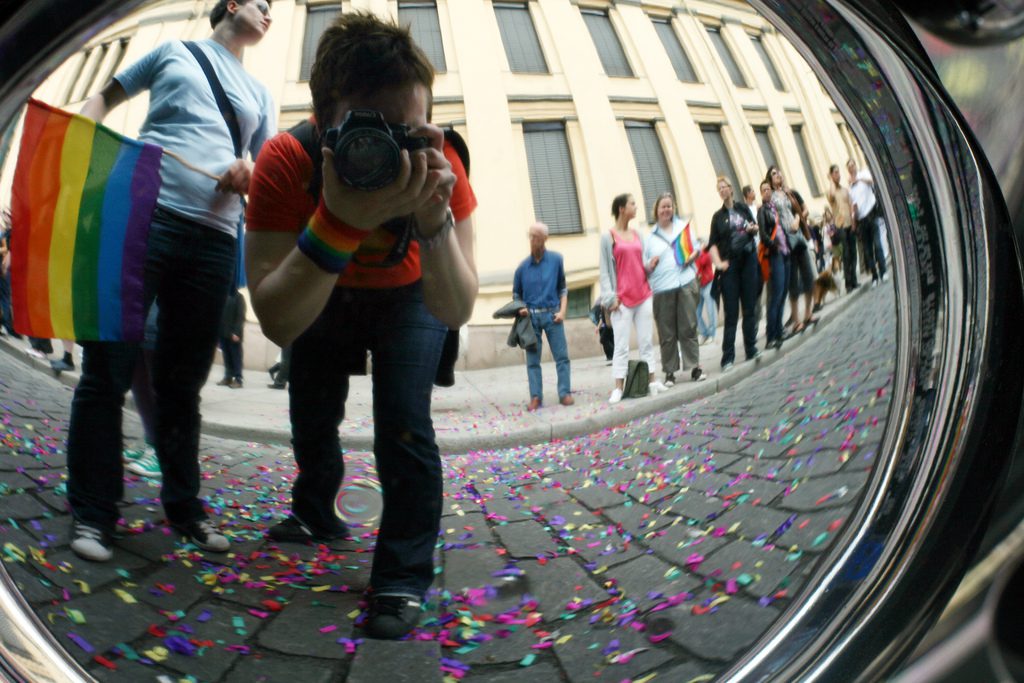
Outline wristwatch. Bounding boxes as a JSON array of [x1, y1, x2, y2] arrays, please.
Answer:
[[413, 208, 454, 252]]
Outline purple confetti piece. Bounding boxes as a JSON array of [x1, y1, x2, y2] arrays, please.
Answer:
[[66, 632, 94, 653]]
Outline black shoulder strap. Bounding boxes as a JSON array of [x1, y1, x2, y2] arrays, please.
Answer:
[[288, 119, 323, 201], [182, 41, 242, 158], [442, 127, 470, 178]]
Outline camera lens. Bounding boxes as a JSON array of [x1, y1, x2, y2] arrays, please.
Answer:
[[345, 136, 394, 177], [334, 128, 401, 191]]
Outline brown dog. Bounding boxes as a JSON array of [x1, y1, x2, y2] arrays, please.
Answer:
[[813, 269, 840, 310]]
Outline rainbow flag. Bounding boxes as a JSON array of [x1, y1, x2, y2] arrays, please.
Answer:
[[672, 220, 696, 266], [10, 99, 162, 342]]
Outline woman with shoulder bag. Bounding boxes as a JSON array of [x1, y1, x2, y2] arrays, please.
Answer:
[[707, 176, 760, 371], [766, 166, 816, 335], [757, 180, 791, 350], [598, 193, 668, 403]]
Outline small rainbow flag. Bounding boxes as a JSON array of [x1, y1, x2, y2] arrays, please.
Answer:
[[10, 99, 162, 342], [672, 220, 696, 266]]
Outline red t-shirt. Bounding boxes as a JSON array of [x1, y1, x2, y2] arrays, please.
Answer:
[[696, 250, 714, 287], [246, 127, 477, 289]]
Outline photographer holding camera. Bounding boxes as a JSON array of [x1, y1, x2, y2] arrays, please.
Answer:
[[244, 11, 477, 639]]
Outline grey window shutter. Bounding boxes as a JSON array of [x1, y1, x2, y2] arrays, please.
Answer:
[[701, 124, 741, 196], [625, 121, 674, 223], [523, 122, 583, 235], [494, 3, 548, 74], [707, 27, 747, 88], [300, 5, 339, 82], [754, 126, 779, 173], [792, 125, 821, 195], [581, 9, 633, 78], [652, 17, 698, 83], [751, 36, 785, 90], [399, 2, 447, 73]]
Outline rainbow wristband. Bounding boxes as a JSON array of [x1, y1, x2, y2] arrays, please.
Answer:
[[296, 202, 367, 274]]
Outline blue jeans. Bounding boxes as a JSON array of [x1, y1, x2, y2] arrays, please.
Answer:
[[696, 281, 716, 339], [720, 249, 759, 366], [288, 282, 446, 598], [67, 210, 236, 531], [767, 252, 791, 344], [525, 311, 571, 402]]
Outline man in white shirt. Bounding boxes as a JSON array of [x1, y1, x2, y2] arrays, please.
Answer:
[[847, 160, 887, 286]]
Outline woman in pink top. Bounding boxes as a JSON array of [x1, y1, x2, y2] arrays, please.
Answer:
[[598, 193, 668, 403]]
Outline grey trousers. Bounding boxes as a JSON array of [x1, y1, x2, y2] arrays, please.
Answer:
[[652, 279, 701, 375]]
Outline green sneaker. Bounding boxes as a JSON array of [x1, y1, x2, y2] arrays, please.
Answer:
[[124, 445, 161, 478]]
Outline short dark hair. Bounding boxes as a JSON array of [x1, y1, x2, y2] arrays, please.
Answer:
[[210, 0, 267, 29], [741, 184, 754, 198], [310, 10, 435, 132]]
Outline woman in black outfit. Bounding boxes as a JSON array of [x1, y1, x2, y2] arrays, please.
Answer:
[[707, 176, 760, 371]]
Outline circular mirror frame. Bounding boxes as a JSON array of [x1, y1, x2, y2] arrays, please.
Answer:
[[0, 1, 1022, 680]]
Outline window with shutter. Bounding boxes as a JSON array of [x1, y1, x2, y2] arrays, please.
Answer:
[[494, 2, 548, 74], [792, 125, 821, 195], [580, 9, 633, 78], [651, 17, 698, 83], [398, 2, 446, 73], [523, 122, 583, 236], [706, 27, 747, 88], [300, 5, 339, 82], [567, 286, 592, 319], [753, 126, 779, 173], [700, 124, 741, 196], [624, 121, 674, 223], [751, 36, 785, 90]]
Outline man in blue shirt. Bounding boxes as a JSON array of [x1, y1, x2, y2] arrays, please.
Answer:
[[513, 222, 573, 410]]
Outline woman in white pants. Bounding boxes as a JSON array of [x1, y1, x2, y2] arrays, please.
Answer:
[[598, 193, 668, 403]]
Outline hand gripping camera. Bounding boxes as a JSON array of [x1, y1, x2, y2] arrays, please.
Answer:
[[322, 109, 430, 191]]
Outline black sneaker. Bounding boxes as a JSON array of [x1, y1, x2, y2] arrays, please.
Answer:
[[70, 520, 113, 562], [173, 519, 229, 552], [364, 594, 422, 639], [268, 514, 350, 544]]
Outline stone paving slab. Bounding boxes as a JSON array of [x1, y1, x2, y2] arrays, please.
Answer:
[[0, 283, 898, 681]]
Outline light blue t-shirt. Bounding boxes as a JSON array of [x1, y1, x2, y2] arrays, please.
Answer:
[[115, 39, 276, 235], [643, 217, 697, 294]]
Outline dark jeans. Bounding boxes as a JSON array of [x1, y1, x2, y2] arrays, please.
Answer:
[[0, 267, 13, 335], [767, 252, 791, 344], [67, 210, 236, 531], [720, 249, 759, 366], [288, 282, 446, 598], [837, 226, 859, 289], [219, 337, 243, 380], [859, 207, 886, 281]]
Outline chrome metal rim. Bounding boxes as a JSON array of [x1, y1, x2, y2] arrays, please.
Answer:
[[0, 1, 1020, 681]]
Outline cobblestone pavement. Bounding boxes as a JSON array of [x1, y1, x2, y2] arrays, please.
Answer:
[[0, 285, 895, 682]]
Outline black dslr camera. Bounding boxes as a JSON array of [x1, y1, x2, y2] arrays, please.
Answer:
[[322, 110, 430, 191]]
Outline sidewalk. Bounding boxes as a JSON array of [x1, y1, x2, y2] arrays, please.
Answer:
[[0, 285, 867, 453]]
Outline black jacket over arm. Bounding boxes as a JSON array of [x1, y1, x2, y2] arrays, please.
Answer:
[[709, 201, 756, 262]]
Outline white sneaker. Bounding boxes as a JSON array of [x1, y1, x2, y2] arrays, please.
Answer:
[[71, 520, 113, 562], [609, 388, 623, 404], [882, 273, 889, 283], [649, 381, 668, 395]]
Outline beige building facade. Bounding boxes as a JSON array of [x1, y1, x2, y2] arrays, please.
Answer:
[[4, 0, 865, 370]]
